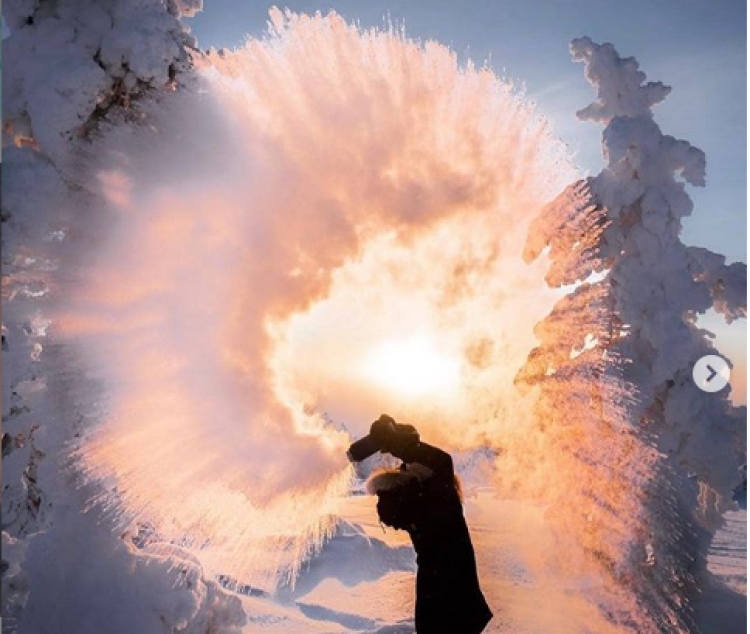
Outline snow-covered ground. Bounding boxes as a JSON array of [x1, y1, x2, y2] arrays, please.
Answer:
[[231, 491, 747, 633], [693, 497, 747, 634]]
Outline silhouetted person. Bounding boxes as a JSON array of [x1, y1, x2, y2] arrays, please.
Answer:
[[347, 415, 492, 634]]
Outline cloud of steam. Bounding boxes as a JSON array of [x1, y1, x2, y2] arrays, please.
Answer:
[[59, 9, 577, 585]]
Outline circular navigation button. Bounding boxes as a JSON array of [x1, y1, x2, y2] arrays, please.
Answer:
[[693, 355, 730, 393]]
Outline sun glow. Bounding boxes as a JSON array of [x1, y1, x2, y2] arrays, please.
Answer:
[[67, 9, 577, 587], [361, 334, 462, 398]]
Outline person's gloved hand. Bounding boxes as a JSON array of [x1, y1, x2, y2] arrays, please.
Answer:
[[369, 414, 397, 452], [370, 415, 419, 457]]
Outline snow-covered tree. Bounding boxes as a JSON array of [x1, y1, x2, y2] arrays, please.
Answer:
[[571, 35, 745, 532], [520, 37, 746, 632], [2, 3, 248, 632], [2, 0, 198, 163]]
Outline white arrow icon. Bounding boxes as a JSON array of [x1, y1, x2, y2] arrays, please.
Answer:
[[693, 355, 730, 393]]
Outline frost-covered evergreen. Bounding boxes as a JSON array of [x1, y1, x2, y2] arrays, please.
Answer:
[[2, 2, 247, 633], [2, 0, 199, 163], [570, 35, 745, 535], [520, 38, 746, 632]]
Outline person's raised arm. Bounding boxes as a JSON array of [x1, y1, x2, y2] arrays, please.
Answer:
[[369, 415, 453, 478], [358, 414, 455, 482]]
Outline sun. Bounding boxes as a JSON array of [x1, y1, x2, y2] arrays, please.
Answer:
[[361, 334, 462, 398]]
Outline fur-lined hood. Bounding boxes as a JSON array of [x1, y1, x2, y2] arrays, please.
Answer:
[[365, 463, 433, 495]]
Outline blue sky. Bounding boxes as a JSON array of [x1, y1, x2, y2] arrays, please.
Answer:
[[187, 0, 746, 398]]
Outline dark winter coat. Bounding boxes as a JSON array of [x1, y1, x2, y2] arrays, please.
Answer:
[[367, 442, 493, 634]]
